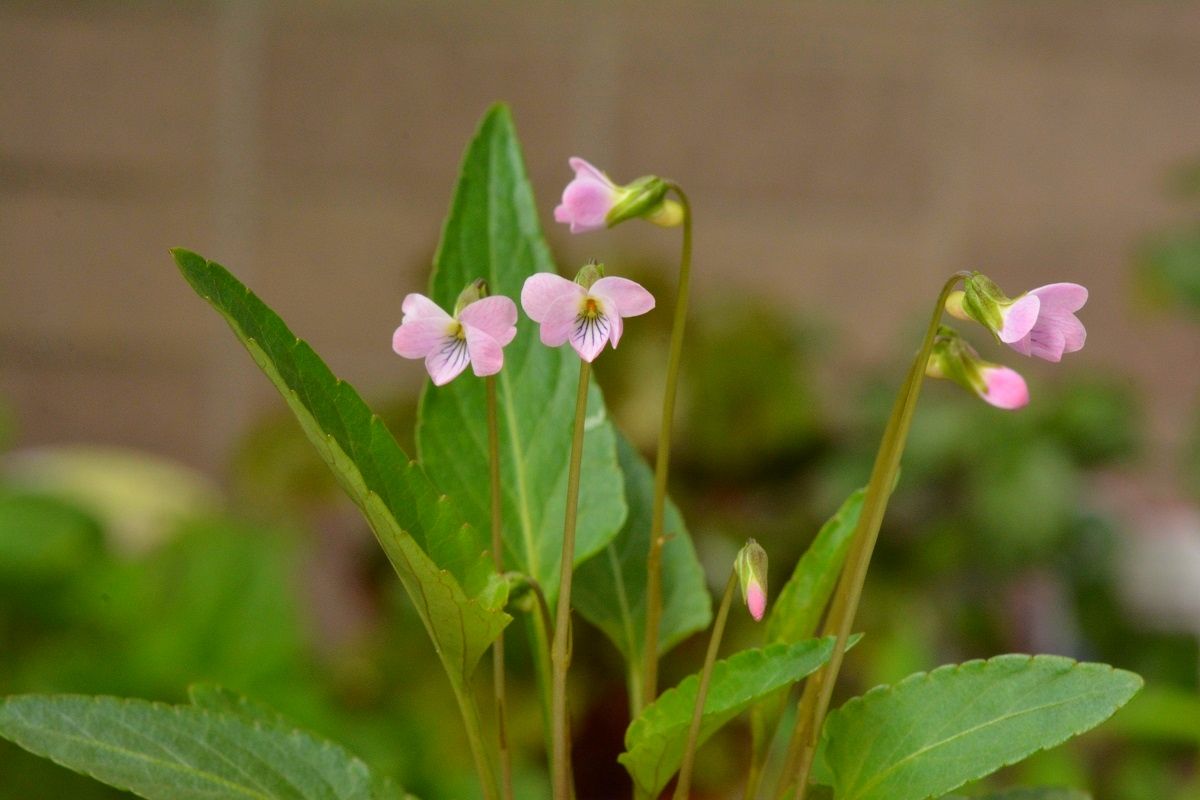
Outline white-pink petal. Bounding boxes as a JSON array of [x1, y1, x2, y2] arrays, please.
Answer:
[[465, 325, 504, 377], [998, 294, 1040, 343], [522, 273, 583, 322], [568, 310, 614, 363], [393, 317, 453, 359], [590, 276, 656, 318], [458, 296, 518, 346], [568, 157, 615, 187], [1030, 282, 1088, 313], [746, 583, 767, 622], [537, 297, 580, 348], [424, 336, 471, 386], [401, 293, 452, 323]]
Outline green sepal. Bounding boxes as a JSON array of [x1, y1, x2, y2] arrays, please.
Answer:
[[606, 175, 670, 228]]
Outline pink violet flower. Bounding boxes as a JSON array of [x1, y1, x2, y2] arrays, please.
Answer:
[[978, 365, 1030, 410], [1005, 283, 1088, 363], [520, 270, 654, 362], [392, 292, 517, 386], [554, 158, 621, 234]]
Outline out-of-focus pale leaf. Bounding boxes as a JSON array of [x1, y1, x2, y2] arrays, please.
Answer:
[[416, 104, 626, 600]]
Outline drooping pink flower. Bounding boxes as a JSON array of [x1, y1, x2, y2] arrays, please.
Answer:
[[1005, 283, 1088, 362], [554, 158, 622, 234], [978, 366, 1030, 410], [520, 271, 654, 362], [392, 293, 517, 386]]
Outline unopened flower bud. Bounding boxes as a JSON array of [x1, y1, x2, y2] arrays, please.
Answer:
[[454, 278, 489, 315], [735, 539, 769, 622], [925, 326, 1029, 410], [573, 261, 604, 289]]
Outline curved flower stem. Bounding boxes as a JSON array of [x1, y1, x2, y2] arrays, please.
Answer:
[[673, 568, 737, 800], [486, 377, 514, 800], [777, 272, 970, 800], [552, 360, 592, 800], [641, 182, 693, 711]]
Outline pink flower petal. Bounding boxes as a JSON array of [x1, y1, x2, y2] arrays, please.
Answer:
[[569, 310, 614, 363], [746, 583, 767, 622], [465, 325, 504, 377], [980, 366, 1029, 410], [538, 296, 580, 348], [401, 293, 452, 323], [1030, 282, 1088, 313], [555, 158, 621, 234], [458, 296, 518, 346], [393, 318, 454, 359], [424, 335, 471, 386], [998, 294, 1040, 343], [608, 312, 625, 348], [568, 157, 615, 187], [590, 276, 655, 318], [522, 273, 583, 322]]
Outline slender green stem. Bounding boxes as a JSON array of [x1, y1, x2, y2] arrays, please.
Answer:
[[486, 377, 514, 800], [778, 272, 970, 800], [673, 568, 738, 800], [552, 360, 592, 800], [450, 678, 501, 800], [641, 183, 693, 711]]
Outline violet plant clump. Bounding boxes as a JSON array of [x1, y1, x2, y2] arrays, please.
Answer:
[[0, 105, 1141, 800]]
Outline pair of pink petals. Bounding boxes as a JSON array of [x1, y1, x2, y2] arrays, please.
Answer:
[[553, 157, 620, 234], [521, 273, 655, 363], [391, 294, 517, 386], [998, 283, 1088, 363]]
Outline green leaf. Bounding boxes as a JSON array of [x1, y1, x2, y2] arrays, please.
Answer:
[[416, 104, 626, 599], [573, 434, 711, 664], [0, 694, 379, 799], [766, 487, 865, 645], [942, 791, 1090, 800], [821, 655, 1143, 800], [171, 249, 508, 688], [187, 684, 294, 728], [619, 638, 836, 798], [748, 488, 865, 779]]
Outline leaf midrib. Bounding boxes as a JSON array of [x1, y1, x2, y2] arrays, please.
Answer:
[[14, 710, 274, 800], [847, 686, 1126, 799]]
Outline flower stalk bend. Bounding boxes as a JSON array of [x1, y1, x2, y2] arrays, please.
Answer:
[[551, 360, 592, 800], [486, 376, 514, 800], [778, 272, 970, 800], [641, 181, 693, 711]]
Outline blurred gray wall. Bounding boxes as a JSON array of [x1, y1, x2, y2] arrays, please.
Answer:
[[2, 2, 1199, 472]]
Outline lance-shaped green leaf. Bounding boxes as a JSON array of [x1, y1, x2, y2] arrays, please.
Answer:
[[821, 655, 1142, 800], [0, 694, 383, 799], [747, 488, 865, 784], [765, 487, 865, 645], [573, 434, 711, 667], [416, 104, 626, 599], [172, 249, 507, 688], [619, 638, 836, 798]]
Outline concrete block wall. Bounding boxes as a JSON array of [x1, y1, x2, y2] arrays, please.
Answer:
[[2, 2, 1198, 472]]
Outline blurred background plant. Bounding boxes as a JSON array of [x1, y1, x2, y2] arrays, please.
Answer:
[[3, 203, 1197, 796]]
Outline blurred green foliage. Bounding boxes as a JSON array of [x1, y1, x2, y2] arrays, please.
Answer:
[[1, 270, 1197, 797]]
